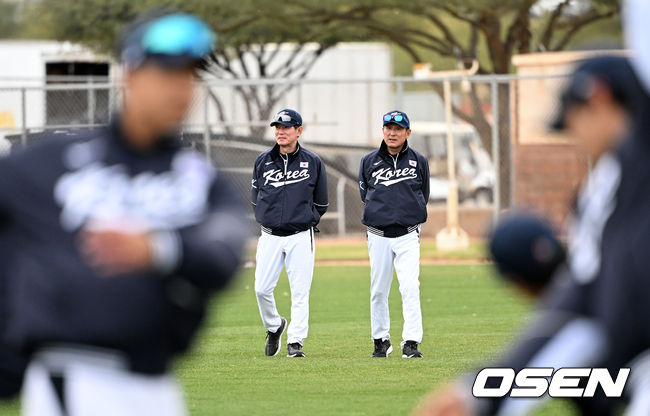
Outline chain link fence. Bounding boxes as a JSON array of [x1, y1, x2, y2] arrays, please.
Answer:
[[0, 73, 585, 237]]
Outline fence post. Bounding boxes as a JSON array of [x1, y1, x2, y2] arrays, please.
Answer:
[[296, 80, 303, 111], [20, 87, 27, 146], [490, 77, 501, 224], [203, 84, 211, 159], [366, 80, 373, 145], [396, 80, 404, 109], [337, 176, 346, 237], [87, 77, 96, 126], [443, 78, 459, 230]]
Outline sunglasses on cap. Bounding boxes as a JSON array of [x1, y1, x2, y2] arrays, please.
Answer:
[[384, 114, 405, 123], [271, 112, 301, 125], [142, 14, 215, 59], [275, 113, 293, 122]]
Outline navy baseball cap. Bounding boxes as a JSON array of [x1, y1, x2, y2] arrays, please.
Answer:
[[489, 213, 566, 292], [550, 56, 641, 131], [270, 109, 302, 127], [118, 12, 216, 71], [382, 110, 410, 129]]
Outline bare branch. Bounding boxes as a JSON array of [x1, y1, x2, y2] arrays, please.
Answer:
[[441, 5, 480, 26], [423, 11, 464, 52], [540, 0, 571, 50], [504, 5, 533, 58], [205, 88, 234, 136], [551, 9, 618, 51]]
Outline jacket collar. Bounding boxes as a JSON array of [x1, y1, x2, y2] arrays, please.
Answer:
[[271, 142, 301, 160], [379, 139, 409, 159]]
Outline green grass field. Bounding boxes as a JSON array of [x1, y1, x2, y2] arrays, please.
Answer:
[[0, 246, 576, 415]]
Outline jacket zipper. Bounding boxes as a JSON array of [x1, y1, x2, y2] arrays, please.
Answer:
[[280, 153, 288, 227], [392, 153, 399, 169], [283, 154, 288, 178]]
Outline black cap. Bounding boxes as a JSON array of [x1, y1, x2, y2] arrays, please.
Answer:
[[270, 109, 302, 127], [550, 56, 640, 131], [382, 110, 410, 129], [489, 213, 566, 293]]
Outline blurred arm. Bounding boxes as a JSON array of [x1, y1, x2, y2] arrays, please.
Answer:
[[153, 172, 249, 291]]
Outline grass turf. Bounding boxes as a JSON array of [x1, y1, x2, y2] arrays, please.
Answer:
[[0, 263, 576, 415], [245, 240, 488, 262], [314, 240, 488, 261]]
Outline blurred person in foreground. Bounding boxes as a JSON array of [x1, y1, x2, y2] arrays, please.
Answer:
[[0, 11, 247, 416], [413, 51, 650, 416]]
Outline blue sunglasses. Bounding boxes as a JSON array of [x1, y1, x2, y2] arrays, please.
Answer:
[[142, 14, 215, 59], [384, 114, 409, 124], [384, 114, 405, 123]]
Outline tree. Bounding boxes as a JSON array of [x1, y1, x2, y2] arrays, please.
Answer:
[[20, 0, 361, 137], [286, 0, 621, 205], [0, 1, 19, 39], [197, 2, 361, 137]]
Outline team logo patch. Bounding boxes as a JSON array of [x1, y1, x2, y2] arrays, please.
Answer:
[[371, 167, 417, 186], [409, 160, 417, 167], [263, 168, 310, 188], [300, 161, 309, 168]]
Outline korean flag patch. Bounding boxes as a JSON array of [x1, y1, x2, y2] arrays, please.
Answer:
[[300, 161, 309, 168], [409, 160, 417, 167]]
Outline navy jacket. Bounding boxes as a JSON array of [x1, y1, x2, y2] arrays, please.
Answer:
[[0, 117, 248, 375], [0, 233, 27, 399], [358, 140, 430, 228], [251, 143, 328, 232]]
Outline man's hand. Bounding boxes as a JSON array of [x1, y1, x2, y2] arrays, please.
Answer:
[[79, 229, 153, 276], [413, 385, 471, 416]]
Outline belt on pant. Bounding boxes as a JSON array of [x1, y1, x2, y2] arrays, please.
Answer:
[[33, 344, 130, 416], [261, 226, 308, 237], [367, 224, 419, 238]]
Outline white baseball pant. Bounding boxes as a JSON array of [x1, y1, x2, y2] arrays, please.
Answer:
[[255, 228, 315, 345], [367, 229, 423, 345], [22, 346, 186, 416]]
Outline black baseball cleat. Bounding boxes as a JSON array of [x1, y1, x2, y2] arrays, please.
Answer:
[[372, 339, 393, 357], [265, 317, 287, 356], [402, 340, 423, 358], [287, 342, 305, 358]]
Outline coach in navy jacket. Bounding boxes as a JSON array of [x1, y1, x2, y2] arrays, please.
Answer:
[[251, 109, 328, 358], [359, 110, 430, 359], [251, 141, 328, 233], [359, 132, 430, 231]]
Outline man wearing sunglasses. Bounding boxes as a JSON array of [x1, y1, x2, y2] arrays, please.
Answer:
[[0, 12, 247, 416], [251, 109, 329, 358], [359, 110, 430, 359]]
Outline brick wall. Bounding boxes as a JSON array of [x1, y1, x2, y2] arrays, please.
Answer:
[[512, 142, 588, 227]]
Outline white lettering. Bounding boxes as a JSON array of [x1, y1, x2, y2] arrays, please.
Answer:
[[472, 368, 629, 398], [371, 167, 417, 186], [262, 168, 310, 188], [54, 151, 212, 231]]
